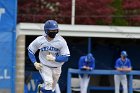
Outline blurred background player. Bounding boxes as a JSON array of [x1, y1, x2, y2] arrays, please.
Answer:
[[78, 53, 95, 93], [114, 51, 132, 93], [24, 72, 32, 93], [28, 20, 70, 93]]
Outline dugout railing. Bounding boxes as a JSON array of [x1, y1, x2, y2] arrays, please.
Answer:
[[67, 68, 140, 93]]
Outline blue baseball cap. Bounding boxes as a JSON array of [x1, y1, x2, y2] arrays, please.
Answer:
[[121, 51, 127, 57], [85, 53, 93, 62]]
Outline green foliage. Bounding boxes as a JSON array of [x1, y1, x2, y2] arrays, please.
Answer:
[[112, 0, 128, 26]]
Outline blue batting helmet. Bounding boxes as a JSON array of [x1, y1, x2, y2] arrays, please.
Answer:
[[44, 20, 59, 34], [121, 51, 127, 57]]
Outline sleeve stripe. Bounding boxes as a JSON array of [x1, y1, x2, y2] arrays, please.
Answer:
[[28, 49, 35, 54], [62, 54, 70, 56]]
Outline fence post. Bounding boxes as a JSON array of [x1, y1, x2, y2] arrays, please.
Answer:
[[67, 69, 71, 93], [128, 74, 133, 93]]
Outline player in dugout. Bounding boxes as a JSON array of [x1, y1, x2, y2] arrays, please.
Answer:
[[114, 50, 132, 93], [78, 53, 95, 93]]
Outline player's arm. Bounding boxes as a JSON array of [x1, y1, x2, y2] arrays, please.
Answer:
[[46, 53, 69, 62], [28, 38, 39, 64], [28, 49, 37, 63], [115, 59, 123, 71], [123, 67, 132, 71], [28, 50, 42, 70], [89, 58, 95, 70], [79, 57, 91, 70], [55, 55, 69, 62], [56, 40, 70, 62], [46, 39, 70, 62], [116, 67, 132, 71], [123, 59, 132, 71], [116, 67, 123, 71], [78, 57, 85, 70], [28, 37, 42, 70]]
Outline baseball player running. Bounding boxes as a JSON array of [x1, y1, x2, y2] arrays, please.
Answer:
[[78, 53, 95, 93], [114, 51, 132, 93], [28, 20, 70, 93]]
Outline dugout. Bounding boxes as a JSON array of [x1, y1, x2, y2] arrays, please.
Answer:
[[16, 23, 140, 93]]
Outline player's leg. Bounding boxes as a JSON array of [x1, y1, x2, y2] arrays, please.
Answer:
[[79, 74, 89, 93], [53, 83, 61, 93], [39, 65, 53, 93], [37, 79, 44, 93], [51, 83, 60, 93], [37, 83, 42, 93], [52, 67, 61, 93], [114, 75, 121, 93], [51, 84, 60, 93], [120, 75, 128, 93], [37, 83, 53, 93], [82, 75, 90, 93], [79, 75, 84, 93]]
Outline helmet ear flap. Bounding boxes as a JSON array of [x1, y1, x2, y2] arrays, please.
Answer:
[[44, 29, 48, 34]]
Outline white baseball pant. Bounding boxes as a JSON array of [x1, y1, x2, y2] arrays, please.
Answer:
[[79, 74, 90, 93], [39, 65, 61, 91], [114, 75, 128, 93]]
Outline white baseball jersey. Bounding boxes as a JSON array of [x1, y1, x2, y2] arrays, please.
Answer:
[[28, 34, 70, 67]]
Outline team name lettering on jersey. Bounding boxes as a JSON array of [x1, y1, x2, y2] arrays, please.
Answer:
[[40, 46, 59, 52]]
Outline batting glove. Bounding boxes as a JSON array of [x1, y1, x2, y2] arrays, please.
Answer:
[[46, 54, 55, 62], [34, 62, 42, 70]]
